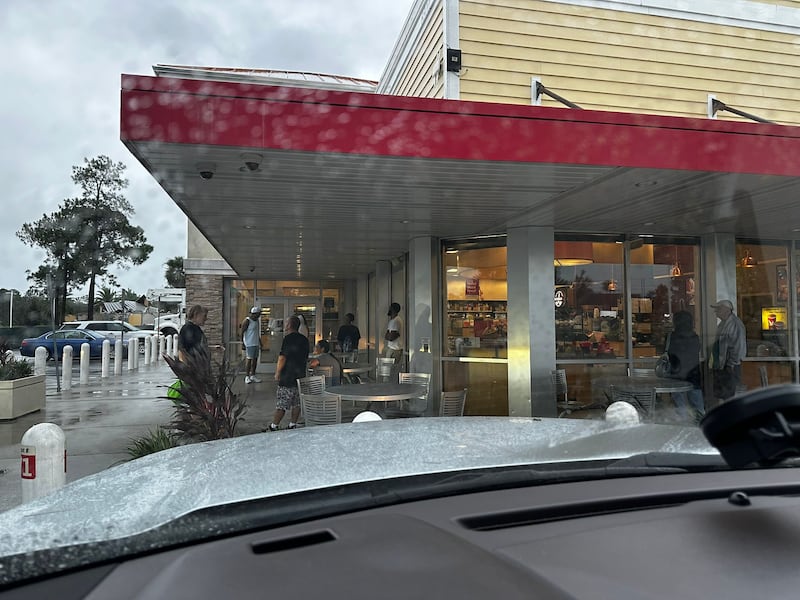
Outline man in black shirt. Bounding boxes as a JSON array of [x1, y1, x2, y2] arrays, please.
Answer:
[[266, 315, 309, 431], [336, 312, 361, 354], [178, 305, 209, 362]]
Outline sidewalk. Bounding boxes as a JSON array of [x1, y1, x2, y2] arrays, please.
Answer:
[[0, 360, 284, 513]]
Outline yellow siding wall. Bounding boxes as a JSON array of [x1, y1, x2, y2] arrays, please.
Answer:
[[458, 0, 800, 124], [387, 1, 446, 98]]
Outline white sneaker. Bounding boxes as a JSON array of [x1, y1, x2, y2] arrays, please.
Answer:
[[245, 375, 253, 384], [250, 376, 262, 383]]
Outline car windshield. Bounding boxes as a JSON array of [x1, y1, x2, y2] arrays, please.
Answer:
[[1, 0, 799, 586]]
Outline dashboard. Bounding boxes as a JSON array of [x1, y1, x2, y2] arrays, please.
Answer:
[[4, 467, 800, 599]]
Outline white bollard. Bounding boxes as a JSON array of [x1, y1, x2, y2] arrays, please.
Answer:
[[127, 338, 136, 371], [172, 334, 179, 358], [114, 339, 123, 375], [101, 339, 111, 377], [143, 335, 151, 366], [165, 335, 173, 359], [154, 335, 161, 361], [21, 423, 67, 503], [62, 345, 73, 390], [132, 338, 139, 370], [34, 346, 48, 376], [79, 343, 90, 385]]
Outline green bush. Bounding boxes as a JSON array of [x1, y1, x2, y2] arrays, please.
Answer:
[[0, 340, 34, 381], [126, 428, 179, 459]]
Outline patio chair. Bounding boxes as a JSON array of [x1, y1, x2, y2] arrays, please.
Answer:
[[309, 365, 334, 386], [297, 375, 326, 396], [439, 389, 467, 417], [385, 372, 431, 417], [610, 386, 657, 421], [551, 369, 582, 417], [376, 357, 395, 382], [300, 392, 341, 427], [629, 368, 652, 378]]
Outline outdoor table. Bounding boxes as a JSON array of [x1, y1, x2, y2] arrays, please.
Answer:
[[599, 375, 694, 395], [326, 382, 427, 415], [341, 363, 372, 384]]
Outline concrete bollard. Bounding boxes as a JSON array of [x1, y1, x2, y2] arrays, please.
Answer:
[[34, 346, 48, 376], [165, 335, 173, 359], [153, 335, 161, 361], [62, 345, 73, 390], [172, 334, 179, 358], [101, 339, 111, 377], [131, 338, 139, 370], [21, 423, 67, 503], [114, 339, 123, 375], [143, 335, 151, 366], [79, 343, 90, 385], [127, 338, 136, 371]]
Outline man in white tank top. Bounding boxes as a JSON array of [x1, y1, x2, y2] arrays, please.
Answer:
[[241, 306, 262, 384]]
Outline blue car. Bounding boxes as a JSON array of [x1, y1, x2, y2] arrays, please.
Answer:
[[19, 330, 114, 360]]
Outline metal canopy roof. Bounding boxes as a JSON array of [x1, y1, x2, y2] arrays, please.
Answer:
[[120, 75, 800, 281]]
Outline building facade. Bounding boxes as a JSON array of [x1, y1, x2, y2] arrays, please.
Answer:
[[125, 0, 800, 419]]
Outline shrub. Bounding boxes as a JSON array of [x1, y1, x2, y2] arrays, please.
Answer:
[[0, 340, 34, 381], [162, 350, 247, 442], [126, 428, 179, 459]]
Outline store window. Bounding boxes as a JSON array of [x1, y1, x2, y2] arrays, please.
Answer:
[[735, 242, 792, 358], [443, 239, 509, 416], [555, 239, 625, 360], [444, 242, 507, 358]]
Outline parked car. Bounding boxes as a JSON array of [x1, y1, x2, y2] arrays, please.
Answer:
[[58, 321, 152, 352], [19, 329, 115, 359]]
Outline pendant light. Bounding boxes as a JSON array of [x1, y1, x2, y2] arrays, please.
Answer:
[[670, 246, 681, 277], [741, 249, 756, 268]]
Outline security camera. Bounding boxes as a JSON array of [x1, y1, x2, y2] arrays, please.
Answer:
[[240, 153, 263, 172], [196, 162, 216, 180]]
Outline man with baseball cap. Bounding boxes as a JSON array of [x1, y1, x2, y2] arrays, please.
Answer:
[[241, 306, 262, 384], [710, 299, 746, 402]]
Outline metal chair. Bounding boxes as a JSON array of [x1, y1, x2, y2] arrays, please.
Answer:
[[385, 372, 431, 417], [629, 368, 652, 378], [610, 386, 657, 421], [297, 375, 326, 396], [309, 365, 334, 386], [439, 389, 467, 417], [376, 357, 395, 382], [551, 369, 582, 417], [300, 392, 341, 427]]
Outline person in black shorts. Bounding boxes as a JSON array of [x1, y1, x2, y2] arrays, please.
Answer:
[[266, 315, 309, 431]]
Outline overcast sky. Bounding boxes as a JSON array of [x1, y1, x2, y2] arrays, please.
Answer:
[[0, 0, 415, 297]]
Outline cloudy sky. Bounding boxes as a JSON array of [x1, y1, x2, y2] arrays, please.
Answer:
[[0, 0, 415, 297]]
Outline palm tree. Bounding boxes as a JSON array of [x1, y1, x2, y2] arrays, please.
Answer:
[[164, 256, 185, 288], [94, 285, 118, 304]]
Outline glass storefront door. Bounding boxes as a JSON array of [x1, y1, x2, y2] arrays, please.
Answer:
[[255, 297, 321, 372]]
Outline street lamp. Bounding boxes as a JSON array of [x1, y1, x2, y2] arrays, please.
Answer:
[[6, 290, 13, 327]]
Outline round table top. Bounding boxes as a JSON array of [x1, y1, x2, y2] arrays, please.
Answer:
[[326, 382, 427, 402], [341, 364, 372, 375], [599, 375, 695, 394]]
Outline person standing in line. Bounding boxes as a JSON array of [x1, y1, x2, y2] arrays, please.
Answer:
[[710, 299, 747, 402], [666, 310, 704, 423], [384, 302, 404, 376], [297, 313, 310, 339], [178, 304, 210, 363], [337, 312, 361, 354], [241, 306, 262, 384], [266, 316, 309, 431]]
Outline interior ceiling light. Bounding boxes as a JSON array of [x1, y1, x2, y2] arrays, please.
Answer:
[[671, 246, 681, 277], [741, 249, 757, 268], [554, 241, 594, 266]]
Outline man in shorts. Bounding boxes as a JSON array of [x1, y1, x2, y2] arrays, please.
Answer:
[[266, 315, 309, 431], [241, 306, 262, 384]]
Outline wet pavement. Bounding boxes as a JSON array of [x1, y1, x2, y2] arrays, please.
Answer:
[[0, 357, 287, 513]]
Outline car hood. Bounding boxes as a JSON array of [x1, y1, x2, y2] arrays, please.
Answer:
[[0, 416, 715, 557]]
